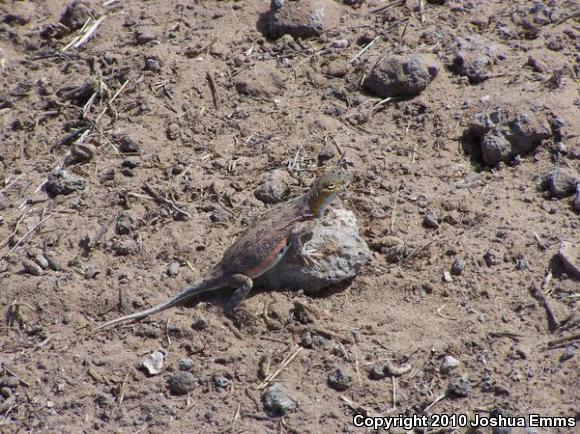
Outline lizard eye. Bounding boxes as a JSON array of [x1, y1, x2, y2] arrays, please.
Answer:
[[326, 183, 336, 190]]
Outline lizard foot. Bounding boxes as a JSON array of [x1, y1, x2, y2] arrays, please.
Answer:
[[300, 247, 323, 266]]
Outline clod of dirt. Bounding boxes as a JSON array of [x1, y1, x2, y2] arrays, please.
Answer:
[[557, 241, 580, 279], [451, 257, 466, 275], [447, 376, 471, 398], [65, 143, 96, 165], [364, 54, 439, 98], [443, 36, 505, 83], [465, 107, 553, 166], [542, 169, 579, 199], [112, 238, 139, 256], [481, 129, 512, 166], [257, 206, 370, 291], [263, 0, 339, 39], [140, 350, 165, 376], [262, 383, 296, 416], [327, 368, 352, 391], [168, 372, 197, 395], [440, 355, 461, 374], [45, 170, 86, 197], [23, 259, 43, 276], [483, 248, 500, 267], [60, 1, 93, 32], [254, 170, 290, 204], [321, 60, 350, 78]]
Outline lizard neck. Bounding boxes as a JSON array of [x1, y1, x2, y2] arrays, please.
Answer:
[[305, 188, 336, 217]]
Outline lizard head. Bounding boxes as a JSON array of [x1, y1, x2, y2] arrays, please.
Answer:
[[309, 168, 352, 215]]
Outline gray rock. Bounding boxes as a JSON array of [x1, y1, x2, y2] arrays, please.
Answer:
[[45, 170, 85, 196], [257, 206, 370, 291], [327, 368, 352, 391], [364, 54, 439, 97], [262, 383, 296, 416], [444, 36, 504, 83], [60, 1, 92, 31], [575, 184, 580, 212], [264, 0, 336, 39], [168, 372, 197, 395], [254, 170, 290, 204], [483, 248, 500, 267], [440, 355, 460, 374], [451, 257, 466, 275], [544, 169, 578, 199], [481, 129, 512, 166]]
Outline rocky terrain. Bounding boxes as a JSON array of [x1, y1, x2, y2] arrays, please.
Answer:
[[0, 0, 579, 433]]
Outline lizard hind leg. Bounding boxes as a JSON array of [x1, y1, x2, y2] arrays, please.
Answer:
[[224, 274, 253, 318]]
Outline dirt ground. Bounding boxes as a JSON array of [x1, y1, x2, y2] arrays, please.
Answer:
[[1, 0, 579, 433]]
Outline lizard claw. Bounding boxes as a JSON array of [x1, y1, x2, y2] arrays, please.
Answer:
[[300, 247, 322, 266]]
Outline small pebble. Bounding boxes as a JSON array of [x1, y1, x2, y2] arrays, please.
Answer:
[[447, 377, 471, 398], [483, 248, 499, 267], [423, 211, 439, 229], [0, 387, 12, 398], [179, 358, 194, 371], [118, 136, 140, 153], [440, 355, 461, 374], [331, 38, 349, 49], [451, 257, 466, 275], [559, 347, 575, 363], [135, 30, 156, 45], [168, 372, 197, 395], [214, 376, 230, 390], [23, 259, 43, 276], [167, 261, 180, 277], [327, 368, 352, 391], [262, 383, 295, 416], [442, 271, 453, 283], [140, 350, 165, 376], [368, 364, 386, 380], [121, 157, 140, 169], [33, 253, 49, 269], [113, 238, 139, 256]]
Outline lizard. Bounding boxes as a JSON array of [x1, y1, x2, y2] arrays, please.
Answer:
[[94, 167, 352, 331]]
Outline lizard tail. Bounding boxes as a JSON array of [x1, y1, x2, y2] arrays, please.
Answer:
[[93, 277, 225, 331]]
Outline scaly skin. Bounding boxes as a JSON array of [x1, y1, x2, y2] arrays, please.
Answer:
[[94, 168, 352, 331]]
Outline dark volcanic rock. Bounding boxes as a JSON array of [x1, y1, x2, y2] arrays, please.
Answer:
[[262, 0, 339, 39], [444, 36, 505, 83]]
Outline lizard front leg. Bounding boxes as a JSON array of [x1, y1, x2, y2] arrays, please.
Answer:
[[290, 221, 322, 266], [224, 274, 254, 318]]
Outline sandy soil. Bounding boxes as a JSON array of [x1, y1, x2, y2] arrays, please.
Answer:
[[0, 0, 579, 433]]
